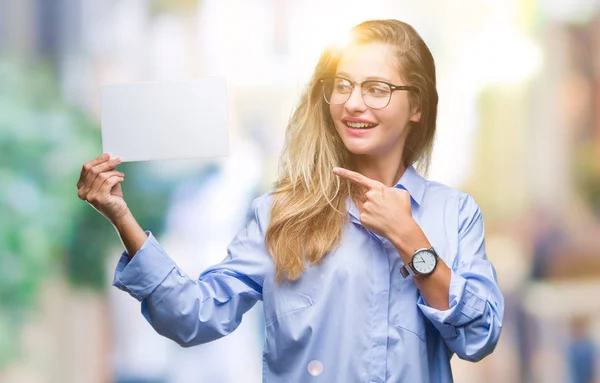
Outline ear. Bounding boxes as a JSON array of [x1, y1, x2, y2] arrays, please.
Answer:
[[409, 108, 421, 123]]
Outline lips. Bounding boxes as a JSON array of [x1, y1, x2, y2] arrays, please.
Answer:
[[343, 118, 378, 130], [345, 122, 375, 129]]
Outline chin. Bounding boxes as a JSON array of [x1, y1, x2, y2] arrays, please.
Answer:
[[342, 141, 376, 156]]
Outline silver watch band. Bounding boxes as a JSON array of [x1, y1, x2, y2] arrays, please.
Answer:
[[399, 247, 437, 279]]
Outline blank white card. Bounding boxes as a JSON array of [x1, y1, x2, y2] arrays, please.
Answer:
[[100, 78, 229, 162]]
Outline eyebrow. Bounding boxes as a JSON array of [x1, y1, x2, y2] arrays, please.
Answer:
[[335, 72, 394, 83]]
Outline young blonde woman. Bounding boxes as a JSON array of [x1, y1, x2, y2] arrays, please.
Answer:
[[77, 19, 503, 382]]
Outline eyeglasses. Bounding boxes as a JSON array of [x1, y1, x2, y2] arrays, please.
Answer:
[[320, 76, 417, 109]]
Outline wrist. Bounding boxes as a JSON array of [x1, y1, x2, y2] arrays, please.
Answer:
[[111, 208, 134, 230], [111, 210, 147, 259], [390, 219, 431, 261]]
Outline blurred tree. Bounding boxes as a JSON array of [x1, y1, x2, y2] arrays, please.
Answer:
[[0, 59, 174, 367]]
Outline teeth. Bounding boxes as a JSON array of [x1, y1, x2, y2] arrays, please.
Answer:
[[346, 121, 374, 129]]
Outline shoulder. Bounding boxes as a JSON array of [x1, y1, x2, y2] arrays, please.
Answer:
[[251, 190, 274, 211], [421, 179, 482, 218], [420, 179, 485, 240], [246, 190, 275, 227], [423, 179, 472, 203]]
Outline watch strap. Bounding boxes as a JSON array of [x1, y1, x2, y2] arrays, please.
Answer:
[[400, 261, 417, 278], [399, 263, 412, 278]]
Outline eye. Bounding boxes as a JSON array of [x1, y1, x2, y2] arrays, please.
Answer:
[[333, 79, 352, 93], [365, 82, 391, 97]]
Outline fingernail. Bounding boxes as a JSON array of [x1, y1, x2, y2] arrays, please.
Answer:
[[114, 157, 122, 164], [102, 153, 109, 160], [333, 167, 340, 174]]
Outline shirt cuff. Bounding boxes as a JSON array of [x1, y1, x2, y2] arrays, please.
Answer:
[[112, 231, 177, 302], [417, 271, 487, 339]]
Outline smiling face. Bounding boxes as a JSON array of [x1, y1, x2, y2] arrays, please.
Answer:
[[329, 42, 420, 164]]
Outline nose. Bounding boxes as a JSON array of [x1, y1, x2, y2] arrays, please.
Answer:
[[344, 85, 367, 113]]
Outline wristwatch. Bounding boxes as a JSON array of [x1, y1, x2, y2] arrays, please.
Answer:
[[400, 247, 439, 278]]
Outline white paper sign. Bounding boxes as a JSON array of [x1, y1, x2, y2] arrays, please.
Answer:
[[100, 78, 229, 162]]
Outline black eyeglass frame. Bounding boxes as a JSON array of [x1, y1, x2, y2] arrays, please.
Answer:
[[319, 76, 418, 109]]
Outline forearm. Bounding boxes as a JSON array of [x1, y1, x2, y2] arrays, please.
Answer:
[[112, 210, 147, 259], [413, 261, 451, 310], [143, 274, 258, 347], [111, 230, 264, 347], [389, 220, 451, 310], [416, 272, 504, 361]]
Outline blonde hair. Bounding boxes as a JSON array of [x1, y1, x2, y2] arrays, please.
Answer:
[[266, 19, 438, 282]]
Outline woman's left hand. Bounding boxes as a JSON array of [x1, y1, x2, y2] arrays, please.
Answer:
[[333, 167, 416, 241]]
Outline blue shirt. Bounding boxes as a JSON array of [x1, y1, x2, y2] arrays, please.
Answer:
[[113, 166, 504, 382]]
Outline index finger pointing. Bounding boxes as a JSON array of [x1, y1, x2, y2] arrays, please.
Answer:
[[333, 167, 380, 189]]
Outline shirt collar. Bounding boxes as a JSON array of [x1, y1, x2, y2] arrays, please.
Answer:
[[347, 165, 426, 222], [394, 165, 426, 206]]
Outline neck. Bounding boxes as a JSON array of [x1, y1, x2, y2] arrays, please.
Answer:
[[353, 154, 407, 187]]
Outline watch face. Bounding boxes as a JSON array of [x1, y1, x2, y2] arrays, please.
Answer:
[[413, 250, 437, 274]]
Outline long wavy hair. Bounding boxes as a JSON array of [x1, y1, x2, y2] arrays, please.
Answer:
[[265, 19, 438, 282]]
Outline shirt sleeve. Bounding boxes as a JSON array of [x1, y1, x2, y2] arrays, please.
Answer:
[[417, 194, 504, 362], [112, 198, 272, 347]]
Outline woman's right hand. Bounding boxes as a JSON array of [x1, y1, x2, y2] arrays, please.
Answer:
[[77, 153, 129, 224]]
